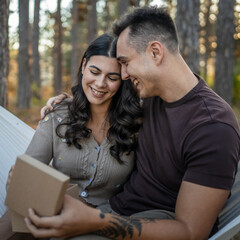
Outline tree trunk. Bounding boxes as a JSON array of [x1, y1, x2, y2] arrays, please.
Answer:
[[102, 1, 110, 32], [71, 0, 80, 86], [18, 0, 30, 109], [118, 0, 130, 17], [0, 0, 10, 107], [32, 0, 41, 99], [87, 0, 97, 44], [28, 22, 33, 94], [53, 0, 62, 95], [214, 0, 235, 105], [203, 0, 211, 81], [135, 0, 140, 7], [176, 0, 200, 75]]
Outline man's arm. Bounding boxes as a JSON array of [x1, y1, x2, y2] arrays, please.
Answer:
[[25, 181, 229, 240]]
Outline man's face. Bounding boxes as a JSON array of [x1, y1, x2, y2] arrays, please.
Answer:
[[116, 28, 156, 98]]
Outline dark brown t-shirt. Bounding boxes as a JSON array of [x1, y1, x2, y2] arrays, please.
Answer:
[[110, 77, 240, 216]]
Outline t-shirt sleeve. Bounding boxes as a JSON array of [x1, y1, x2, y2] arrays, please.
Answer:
[[183, 122, 240, 190], [25, 114, 53, 164]]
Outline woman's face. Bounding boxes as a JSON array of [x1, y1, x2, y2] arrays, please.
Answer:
[[82, 55, 121, 110]]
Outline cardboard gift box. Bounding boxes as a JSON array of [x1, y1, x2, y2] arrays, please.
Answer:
[[5, 154, 78, 232], [10, 184, 79, 232]]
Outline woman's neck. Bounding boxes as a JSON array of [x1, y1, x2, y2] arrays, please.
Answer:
[[87, 105, 109, 145]]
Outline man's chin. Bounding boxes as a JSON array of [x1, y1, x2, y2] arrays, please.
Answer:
[[135, 89, 142, 98], [133, 85, 147, 98], [138, 91, 145, 99]]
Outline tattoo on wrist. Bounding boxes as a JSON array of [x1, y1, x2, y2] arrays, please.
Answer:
[[94, 211, 157, 239]]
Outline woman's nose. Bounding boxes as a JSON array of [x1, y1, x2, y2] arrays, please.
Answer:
[[95, 76, 107, 88]]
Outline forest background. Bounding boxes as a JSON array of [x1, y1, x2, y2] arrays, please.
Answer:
[[0, 1, 240, 239], [0, 0, 240, 130]]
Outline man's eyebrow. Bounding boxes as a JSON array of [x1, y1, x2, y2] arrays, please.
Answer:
[[89, 65, 101, 71], [117, 56, 127, 62]]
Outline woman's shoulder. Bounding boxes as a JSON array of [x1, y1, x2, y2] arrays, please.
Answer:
[[50, 98, 72, 118]]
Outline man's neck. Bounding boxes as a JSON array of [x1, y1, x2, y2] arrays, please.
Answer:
[[156, 55, 199, 103]]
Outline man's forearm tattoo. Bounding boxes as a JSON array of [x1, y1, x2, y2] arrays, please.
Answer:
[[93, 211, 157, 239]]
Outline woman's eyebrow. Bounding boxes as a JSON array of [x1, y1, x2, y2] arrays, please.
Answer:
[[89, 65, 101, 71], [89, 65, 120, 76], [108, 73, 121, 76]]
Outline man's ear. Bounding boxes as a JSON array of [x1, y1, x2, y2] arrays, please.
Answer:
[[148, 41, 164, 65], [82, 58, 86, 74]]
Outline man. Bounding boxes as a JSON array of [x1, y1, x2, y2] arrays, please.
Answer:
[[26, 6, 240, 239]]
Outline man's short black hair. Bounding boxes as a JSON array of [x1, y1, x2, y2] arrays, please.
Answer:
[[113, 6, 179, 54]]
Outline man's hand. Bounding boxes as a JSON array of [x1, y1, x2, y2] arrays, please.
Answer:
[[25, 182, 229, 240], [40, 93, 71, 119], [25, 195, 100, 239]]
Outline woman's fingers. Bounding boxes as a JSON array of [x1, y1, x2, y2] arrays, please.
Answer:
[[7, 165, 15, 185]]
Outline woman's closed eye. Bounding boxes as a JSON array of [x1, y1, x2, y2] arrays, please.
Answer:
[[90, 70, 99, 75], [108, 75, 121, 81]]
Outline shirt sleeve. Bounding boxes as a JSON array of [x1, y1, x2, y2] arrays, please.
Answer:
[[25, 114, 54, 165], [183, 122, 240, 190]]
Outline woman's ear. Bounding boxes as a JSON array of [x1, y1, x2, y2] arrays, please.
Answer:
[[148, 41, 164, 65], [82, 58, 86, 74]]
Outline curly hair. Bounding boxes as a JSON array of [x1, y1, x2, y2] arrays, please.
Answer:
[[56, 34, 142, 163]]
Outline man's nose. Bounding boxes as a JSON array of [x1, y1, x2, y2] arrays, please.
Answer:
[[121, 66, 130, 80]]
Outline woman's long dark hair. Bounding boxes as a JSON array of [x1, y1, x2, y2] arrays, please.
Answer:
[[56, 33, 142, 163]]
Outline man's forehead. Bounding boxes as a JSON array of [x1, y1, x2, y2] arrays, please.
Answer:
[[118, 27, 129, 43], [116, 28, 132, 58], [117, 32, 128, 49], [116, 40, 127, 59]]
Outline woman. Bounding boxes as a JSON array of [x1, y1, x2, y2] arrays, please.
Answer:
[[1, 33, 142, 240]]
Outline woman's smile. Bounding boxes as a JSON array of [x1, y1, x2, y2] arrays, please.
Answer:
[[90, 86, 107, 98]]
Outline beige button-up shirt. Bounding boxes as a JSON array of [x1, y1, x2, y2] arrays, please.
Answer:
[[25, 102, 135, 206]]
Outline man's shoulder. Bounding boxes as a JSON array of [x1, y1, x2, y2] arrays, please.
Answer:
[[196, 84, 240, 135]]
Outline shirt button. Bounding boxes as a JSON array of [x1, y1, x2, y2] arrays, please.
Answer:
[[80, 191, 88, 198], [95, 146, 100, 152]]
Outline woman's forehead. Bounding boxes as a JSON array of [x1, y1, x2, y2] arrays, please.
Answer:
[[87, 55, 120, 71]]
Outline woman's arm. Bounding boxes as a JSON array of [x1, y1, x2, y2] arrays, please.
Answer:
[[6, 114, 54, 189], [24, 113, 54, 165]]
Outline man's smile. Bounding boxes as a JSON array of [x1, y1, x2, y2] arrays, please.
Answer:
[[132, 78, 139, 87]]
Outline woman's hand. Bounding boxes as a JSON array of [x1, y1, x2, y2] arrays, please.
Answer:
[[40, 93, 71, 119], [7, 165, 15, 187]]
